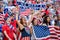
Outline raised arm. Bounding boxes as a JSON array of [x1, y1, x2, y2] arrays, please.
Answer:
[[27, 11, 38, 26], [16, 20, 24, 30], [27, 14, 34, 26]]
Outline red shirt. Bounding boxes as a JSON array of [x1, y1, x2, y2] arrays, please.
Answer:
[[2, 24, 14, 40], [10, 20, 17, 32], [10, 20, 16, 28]]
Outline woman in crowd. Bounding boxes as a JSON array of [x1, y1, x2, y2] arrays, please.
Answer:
[[32, 18, 38, 26], [16, 16, 32, 40], [50, 15, 60, 26], [53, 15, 58, 26], [16, 9, 35, 40], [43, 16, 51, 26]]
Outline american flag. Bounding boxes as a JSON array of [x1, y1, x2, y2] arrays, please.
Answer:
[[46, 26, 60, 40], [32, 25, 60, 40]]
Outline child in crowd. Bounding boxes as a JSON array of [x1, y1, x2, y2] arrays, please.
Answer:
[[2, 17, 17, 40]]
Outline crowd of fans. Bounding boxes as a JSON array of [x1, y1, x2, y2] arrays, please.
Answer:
[[0, 0, 60, 40]]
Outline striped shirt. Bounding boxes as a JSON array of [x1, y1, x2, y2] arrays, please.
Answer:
[[0, 13, 5, 24], [18, 32, 30, 40]]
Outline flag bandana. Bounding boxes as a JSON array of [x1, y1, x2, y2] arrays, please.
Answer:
[[7, 24, 15, 32], [8, 24, 14, 30]]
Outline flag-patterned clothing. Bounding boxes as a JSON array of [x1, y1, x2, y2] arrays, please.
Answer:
[[18, 27, 31, 40], [0, 13, 5, 24]]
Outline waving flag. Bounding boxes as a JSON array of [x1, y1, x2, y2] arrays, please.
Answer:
[[32, 25, 60, 40], [47, 26, 60, 40]]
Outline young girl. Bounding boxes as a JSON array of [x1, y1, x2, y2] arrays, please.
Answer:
[[2, 17, 17, 40]]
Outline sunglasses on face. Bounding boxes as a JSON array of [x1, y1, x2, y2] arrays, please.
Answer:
[[0, 12, 3, 14]]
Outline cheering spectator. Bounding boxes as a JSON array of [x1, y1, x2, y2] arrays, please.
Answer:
[[56, 15, 60, 26], [43, 16, 51, 26], [17, 17, 31, 40], [2, 17, 17, 40], [52, 15, 58, 26]]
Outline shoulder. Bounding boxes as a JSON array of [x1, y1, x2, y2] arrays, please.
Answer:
[[2, 24, 8, 31], [2, 24, 7, 28], [14, 20, 17, 22]]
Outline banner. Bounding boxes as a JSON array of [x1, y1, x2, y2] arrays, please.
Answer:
[[17, 2, 46, 10]]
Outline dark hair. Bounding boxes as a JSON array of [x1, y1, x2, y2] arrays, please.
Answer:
[[20, 17, 27, 27], [53, 15, 58, 26], [20, 18, 23, 25], [43, 16, 51, 25], [53, 15, 58, 18], [42, 13, 46, 18], [32, 18, 37, 25]]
